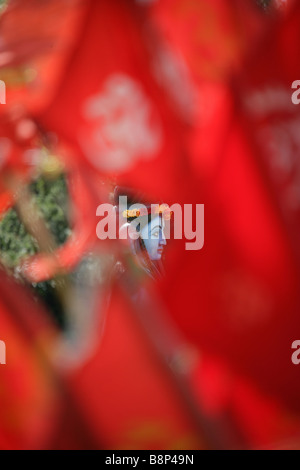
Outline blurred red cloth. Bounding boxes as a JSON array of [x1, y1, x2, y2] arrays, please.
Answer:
[[0, 270, 59, 449], [155, 0, 300, 430], [66, 285, 210, 450], [37, 0, 193, 201], [0, 0, 300, 449]]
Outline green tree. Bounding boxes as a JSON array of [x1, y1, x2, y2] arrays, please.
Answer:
[[0, 175, 69, 326]]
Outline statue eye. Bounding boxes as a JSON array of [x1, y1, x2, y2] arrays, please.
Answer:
[[152, 230, 159, 238]]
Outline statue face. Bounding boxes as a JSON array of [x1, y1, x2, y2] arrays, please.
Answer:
[[140, 216, 167, 261]]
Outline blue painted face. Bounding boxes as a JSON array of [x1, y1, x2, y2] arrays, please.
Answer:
[[141, 216, 167, 261]]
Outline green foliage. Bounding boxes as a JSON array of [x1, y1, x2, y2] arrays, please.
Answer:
[[0, 175, 69, 327], [0, 209, 37, 267], [31, 175, 71, 246], [0, 175, 69, 268]]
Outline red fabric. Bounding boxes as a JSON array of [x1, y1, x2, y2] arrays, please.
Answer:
[[37, 0, 192, 201], [66, 285, 208, 450], [1, 0, 300, 449], [0, 0, 87, 115], [156, 0, 300, 425], [0, 271, 59, 449]]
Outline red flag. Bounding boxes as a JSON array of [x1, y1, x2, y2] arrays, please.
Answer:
[[0, 270, 59, 449], [157, 0, 300, 429], [66, 283, 212, 449]]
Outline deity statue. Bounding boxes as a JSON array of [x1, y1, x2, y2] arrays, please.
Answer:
[[114, 187, 169, 280]]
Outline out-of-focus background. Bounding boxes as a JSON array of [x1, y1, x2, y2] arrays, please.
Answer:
[[0, 0, 300, 450]]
